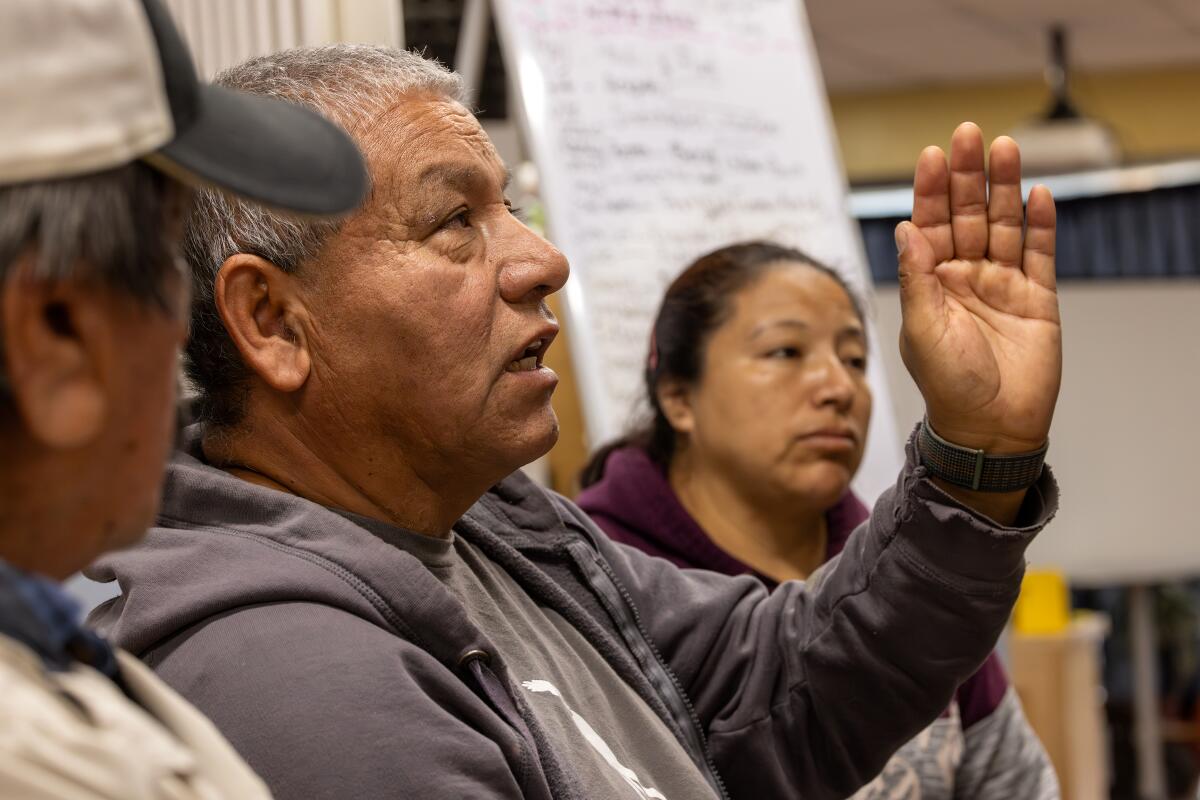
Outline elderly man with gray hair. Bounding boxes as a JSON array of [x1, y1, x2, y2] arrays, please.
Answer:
[[91, 44, 1064, 800]]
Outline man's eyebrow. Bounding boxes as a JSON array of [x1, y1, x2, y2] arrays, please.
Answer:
[[417, 163, 476, 191], [416, 163, 512, 193]]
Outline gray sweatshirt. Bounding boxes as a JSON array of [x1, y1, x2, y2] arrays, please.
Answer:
[[87, 437, 1058, 800]]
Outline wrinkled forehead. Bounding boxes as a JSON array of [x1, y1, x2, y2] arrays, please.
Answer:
[[362, 95, 506, 208]]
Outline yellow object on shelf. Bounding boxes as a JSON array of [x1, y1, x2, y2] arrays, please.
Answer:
[[1014, 569, 1071, 635]]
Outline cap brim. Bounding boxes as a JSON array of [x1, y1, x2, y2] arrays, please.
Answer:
[[152, 84, 367, 217]]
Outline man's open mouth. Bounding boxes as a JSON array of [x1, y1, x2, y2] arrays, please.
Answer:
[[505, 335, 553, 373]]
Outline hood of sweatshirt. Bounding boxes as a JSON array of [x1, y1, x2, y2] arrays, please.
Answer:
[[86, 442, 566, 669], [575, 446, 869, 574]]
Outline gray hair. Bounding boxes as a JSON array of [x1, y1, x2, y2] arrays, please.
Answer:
[[184, 45, 466, 429], [0, 162, 177, 399]]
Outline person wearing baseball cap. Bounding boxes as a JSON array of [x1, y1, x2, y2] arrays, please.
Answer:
[[0, 0, 365, 796]]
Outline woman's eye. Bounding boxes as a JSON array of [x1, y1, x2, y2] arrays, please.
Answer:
[[767, 346, 801, 359], [844, 356, 868, 371]]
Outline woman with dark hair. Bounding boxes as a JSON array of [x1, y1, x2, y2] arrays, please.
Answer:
[[578, 241, 1059, 799]]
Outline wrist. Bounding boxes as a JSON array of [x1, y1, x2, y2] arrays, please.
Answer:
[[924, 417, 1048, 456], [917, 417, 1047, 494]]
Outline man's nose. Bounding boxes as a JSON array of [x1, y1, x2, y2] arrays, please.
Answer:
[[498, 226, 570, 304]]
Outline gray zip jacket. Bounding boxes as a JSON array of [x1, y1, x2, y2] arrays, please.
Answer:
[[88, 437, 1058, 800]]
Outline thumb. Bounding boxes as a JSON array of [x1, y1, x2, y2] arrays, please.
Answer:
[[895, 221, 942, 325]]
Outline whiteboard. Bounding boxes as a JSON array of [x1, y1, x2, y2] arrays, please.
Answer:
[[493, 0, 905, 501]]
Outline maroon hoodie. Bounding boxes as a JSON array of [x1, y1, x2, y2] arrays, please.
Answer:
[[576, 446, 1008, 730]]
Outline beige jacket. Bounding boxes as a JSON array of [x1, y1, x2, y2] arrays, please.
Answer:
[[0, 634, 270, 799]]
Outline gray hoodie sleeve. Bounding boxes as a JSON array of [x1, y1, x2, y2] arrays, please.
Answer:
[[563, 445, 1058, 799], [146, 601, 528, 800]]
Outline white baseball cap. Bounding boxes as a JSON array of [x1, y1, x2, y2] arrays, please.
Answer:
[[0, 0, 367, 216]]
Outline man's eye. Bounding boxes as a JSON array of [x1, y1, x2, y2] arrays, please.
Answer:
[[441, 209, 470, 230], [767, 347, 800, 359], [844, 356, 868, 371], [506, 202, 526, 222]]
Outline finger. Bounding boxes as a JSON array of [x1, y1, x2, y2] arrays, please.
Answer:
[[1022, 184, 1057, 291], [896, 221, 944, 330], [986, 136, 1024, 267], [949, 122, 988, 260], [911, 146, 954, 264]]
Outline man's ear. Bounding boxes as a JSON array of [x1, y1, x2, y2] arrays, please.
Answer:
[[1, 255, 109, 448], [214, 254, 311, 393], [655, 377, 695, 437]]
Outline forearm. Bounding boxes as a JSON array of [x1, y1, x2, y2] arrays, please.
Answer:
[[780, 459, 1056, 794], [591, 443, 1058, 798]]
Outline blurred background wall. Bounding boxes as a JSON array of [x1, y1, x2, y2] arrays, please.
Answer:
[[832, 67, 1200, 183]]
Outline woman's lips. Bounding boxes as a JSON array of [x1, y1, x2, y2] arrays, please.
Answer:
[[797, 431, 858, 452]]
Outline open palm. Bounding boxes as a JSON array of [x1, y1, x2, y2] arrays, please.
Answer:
[[898, 123, 1061, 454]]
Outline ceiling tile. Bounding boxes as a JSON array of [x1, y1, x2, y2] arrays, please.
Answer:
[[810, 0, 1200, 92], [1151, 0, 1200, 34], [806, 0, 942, 29]]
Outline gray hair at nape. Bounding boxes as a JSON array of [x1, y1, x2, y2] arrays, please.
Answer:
[[0, 163, 179, 400], [183, 45, 466, 430]]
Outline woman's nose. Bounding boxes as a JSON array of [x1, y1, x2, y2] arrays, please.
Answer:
[[811, 355, 857, 410]]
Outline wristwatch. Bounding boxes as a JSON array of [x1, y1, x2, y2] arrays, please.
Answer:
[[917, 418, 1047, 492]]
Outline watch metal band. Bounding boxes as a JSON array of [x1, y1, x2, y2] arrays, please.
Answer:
[[917, 418, 1047, 492]]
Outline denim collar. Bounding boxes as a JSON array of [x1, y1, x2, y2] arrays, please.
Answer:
[[0, 559, 118, 679]]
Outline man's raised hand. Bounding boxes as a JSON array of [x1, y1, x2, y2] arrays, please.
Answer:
[[897, 123, 1062, 520]]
